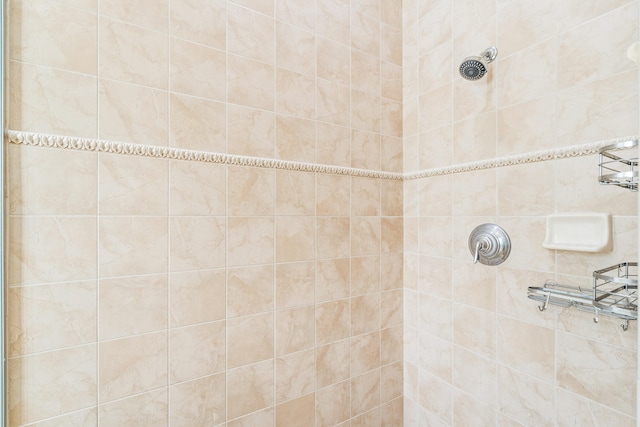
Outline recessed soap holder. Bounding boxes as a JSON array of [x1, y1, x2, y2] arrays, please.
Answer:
[[542, 213, 612, 252], [468, 223, 511, 266]]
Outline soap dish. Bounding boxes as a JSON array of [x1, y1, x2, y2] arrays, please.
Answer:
[[542, 213, 612, 252]]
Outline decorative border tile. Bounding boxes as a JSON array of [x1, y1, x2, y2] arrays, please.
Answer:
[[404, 136, 639, 180], [6, 130, 638, 181]]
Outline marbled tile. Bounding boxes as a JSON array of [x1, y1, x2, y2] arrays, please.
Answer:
[[99, 332, 167, 403], [276, 169, 315, 216], [496, 0, 556, 57], [170, 373, 226, 427], [170, 160, 226, 216], [276, 0, 315, 31], [99, 153, 168, 216], [9, 216, 97, 286], [99, 17, 168, 89], [316, 217, 350, 259], [351, 331, 380, 376], [98, 389, 168, 427], [227, 313, 274, 368], [9, 145, 97, 215], [452, 347, 497, 407], [10, 0, 97, 74], [276, 216, 315, 262], [8, 345, 97, 425], [227, 54, 275, 111], [170, 216, 226, 272], [351, 293, 381, 336], [100, 0, 168, 32], [277, 21, 315, 76], [316, 258, 350, 303], [351, 256, 380, 296], [498, 365, 555, 426], [227, 360, 275, 420], [99, 216, 167, 278], [276, 69, 316, 120], [228, 166, 275, 216], [276, 305, 315, 356], [276, 115, 316, 162], [227, 217, 275, 267], [228, 407, 275, 427], [22, 408, 97, 427], [227, 264, 274, 317], [170, 269, 226, 327], [171, 37, 226, 101], [351, 369, 381, 417], [317, 79, 351, 127], [316, 0, 350, 44], [9, 61, 97, 137], [316, 122, 351, 167], [315, 381, 351, 427], [228, 3, 274, 64], [227, 105, 276, 158], [170, 0, 226, 49], [316, 339, 350, 389], [170, 321, 226, 383], [317, 37, 351, 85], [276, 348, 315, 403], [99, 79, 168, 146], [99, 274, 167, 340], [316, 174, 351, 216], [276, 261, 314, 309], [276, 394, 315, 427], [316, 299, 350, 345]]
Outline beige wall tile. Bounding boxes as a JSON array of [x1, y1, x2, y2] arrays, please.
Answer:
[[171, 38, 226, 101], [98, 389, 168, 427], [351, 293, 381, 336], [99, 79, 168, 146], [276, 22, 315, 76], [99, 154, 168, 216], [99, 17, 168, 89], [276, 305, 315, 356], [170, 374, 226, 427], [228, 407, 275, 427], [556, 388, 636, 427], [558, 3, 637, 90], [418, 175, 452, 217], [451, 169, 496, 216], [10, 0, 97, 75], [351, 369, 381, 416], [227, 105, 276, 158], [276, 0, 315, 30], [453, 391, 496, 427], [100, 0, 168, 32], [497, 96, 556, 156], [381, 289, 403, 328], [99, 274, 167, 340], [351, 255, 380, 296], [227, 360, 275, 420], [22, 408, 97, 427], [315, 380, 351, 427], [170, 160, 226, 216], [8, 281, 96, 356], [276, 261, 314, 309], [228, 166, 275, 216], [351, 331, 380, 376], [9, 61, 97, 137], [227, 313, 274, 368], [276, 69, 316, 120], [316, 0, 350, 44], [9, 216, 97, 286], [170, 269, 226, 327], [317, 37, 351, 85], [496, 0, 556, 57], [276, 115, 316, 162], [316, 339, 350, 389], [276, 349, 315, 402], [452, 260, 496, 311], [352, 176, 381, 215], [418, 332, 451, 382], [352, 407, 380, 427], [227, 264, 274, 317], [9, 145, 97, 215], [351, 217, 381, 256], [452, 111, 497, 164], [170, 0, 226, 49], [556, 70, 638, 147], [99, 332, 167, 402], [276, 170, 315, 216], [352, 90, 381, 133], [316, 174, 350, 216], [170, 321, 226, 383], [227, 216, 275, 267], [317, 79, 351, 127], [418, 370, 452, 423], [557, 332, 636, 415], [170, 216, 226, 271], [381, 397, 403, 427], [316, 258, 350, 302], [381, 325, 402, 365], [228, 3, 274, 64], [499, 319, 553, 383], [497, 365, 555, 426], [453, 304, 496, 358], [228, 54, 275, 110], [8, 345, 96, 425], [381, 362, 403, 403], [276, 216, 315, 262], [276, 394, 315, 427], [99, 216, 167, 278], [316, 299, 350, 345], [316, 122, 351, 167], [316, 217, 350, 259]]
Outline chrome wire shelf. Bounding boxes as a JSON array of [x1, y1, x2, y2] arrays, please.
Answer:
[[598, 139, 638, 191], [528, 262, 637, 331]]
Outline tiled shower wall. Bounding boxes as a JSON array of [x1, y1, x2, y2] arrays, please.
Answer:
[[6, 0, 404, 426], [402, 0, 640, 425]]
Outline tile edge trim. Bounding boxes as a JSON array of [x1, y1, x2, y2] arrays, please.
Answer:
[[7, 130, 637, 181]]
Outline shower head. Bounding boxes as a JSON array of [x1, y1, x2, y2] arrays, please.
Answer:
[[459, 46, 498, 81]]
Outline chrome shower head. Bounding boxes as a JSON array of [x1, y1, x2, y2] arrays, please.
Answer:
[[459, 46, 498, 81]]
